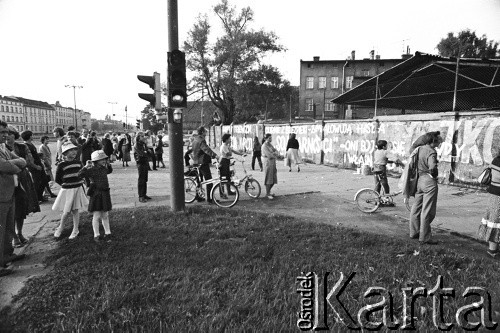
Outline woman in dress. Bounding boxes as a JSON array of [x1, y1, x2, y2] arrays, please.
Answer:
[[261, 133, 281, 199], [120, 134, 131, 167], [478, 150, 500, 257], [285, 133, 301, 172]]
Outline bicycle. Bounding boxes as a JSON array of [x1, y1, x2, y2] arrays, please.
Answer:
[[184, 160, 240, 208], [354, 171, 414, 213], [229, 158, 261, 198]]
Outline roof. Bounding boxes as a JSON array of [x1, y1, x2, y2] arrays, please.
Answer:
[[331, 52, 500, 112], [11, 96, 54, 109]]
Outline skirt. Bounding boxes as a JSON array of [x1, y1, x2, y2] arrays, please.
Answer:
[[285, 148, 301, 167], [478, 194, 500, 243], [52, 186, 89, 213], [88, 189, 112, 212], [122, 146, 131, 162]]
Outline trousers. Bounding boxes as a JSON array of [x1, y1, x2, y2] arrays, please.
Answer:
[[409, 174, 438, 242], [137, 164, 149, 198]]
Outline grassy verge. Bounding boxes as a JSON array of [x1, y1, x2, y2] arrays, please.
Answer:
[[1, 206, 499, 331]]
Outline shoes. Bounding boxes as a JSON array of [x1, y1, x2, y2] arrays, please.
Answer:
[[298, 166, 300, 172], [0, 268, 12, 277], [4, 253, 26, 263], [487, 249, 499, 258], [54, 227, 63, 238], [269, 193, 276, 197], [289, 169, 291, 172], [196, 196, 205, 202], [69, 230, 79, 240], [420, 240, 439, 245], [18, 234, 28, 244], [94, 236, 101, 243], [139, 197, 147, 203], [267, 195, 274, 200], [410, 233, 420, 239], [103, 234, 112, 243], [144, 195, 152, 200]]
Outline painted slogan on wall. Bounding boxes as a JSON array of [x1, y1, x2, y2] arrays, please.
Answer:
[[211, 112, 500, 184]]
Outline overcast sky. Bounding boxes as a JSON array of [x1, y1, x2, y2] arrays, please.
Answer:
[[0, 0, 499, 123]]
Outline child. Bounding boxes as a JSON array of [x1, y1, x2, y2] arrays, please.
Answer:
[[52, 142, 89, 239], [219, 133, 246, 197], [78, 150, 113, 242], [373, 140, 400, 203]]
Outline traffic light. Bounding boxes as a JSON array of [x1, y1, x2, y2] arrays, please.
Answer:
[[136, 119, 141, 129], [167, 50, 187, 108], [137, 72, 161, 111], [122, 123, 126, 128]]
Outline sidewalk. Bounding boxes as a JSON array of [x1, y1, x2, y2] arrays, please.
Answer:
[[0, 155, 487, 309]]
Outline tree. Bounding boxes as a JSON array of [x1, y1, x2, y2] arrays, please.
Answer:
[[437, 29, 499, 58], [184, 0, 286, 125], [140, 106, 164, 133]]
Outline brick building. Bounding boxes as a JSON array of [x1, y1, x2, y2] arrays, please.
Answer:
[[299, 51, 410, 120]]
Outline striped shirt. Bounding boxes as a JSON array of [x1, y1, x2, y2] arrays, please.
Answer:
[[55, 160, 84, 189]]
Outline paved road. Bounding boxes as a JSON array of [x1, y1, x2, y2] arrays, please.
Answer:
[[0, 144, 488, 308]]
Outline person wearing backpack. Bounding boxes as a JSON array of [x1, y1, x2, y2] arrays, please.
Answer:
[[408, 132, 443, 245], [477, 151, 500, 257]]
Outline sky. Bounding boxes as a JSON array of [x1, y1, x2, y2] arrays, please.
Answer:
[[0, 0, 499, 124]]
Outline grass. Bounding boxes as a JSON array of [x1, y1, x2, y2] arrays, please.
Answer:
[[1, 206, 499, 332]]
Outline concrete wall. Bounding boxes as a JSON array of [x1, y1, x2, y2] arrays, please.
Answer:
[[209, 110, 500, 186]]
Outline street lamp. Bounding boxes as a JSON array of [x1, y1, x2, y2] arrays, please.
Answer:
[[65, 84, 83, 129]]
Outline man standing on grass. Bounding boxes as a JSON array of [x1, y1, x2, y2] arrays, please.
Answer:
[[192, 126, 218, 203], [0, 121, 28, 276]]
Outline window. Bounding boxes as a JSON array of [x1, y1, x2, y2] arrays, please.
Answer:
[[15, 117, 19, 122], [318, 77, 326, 89], [1, 116, 4, 121], [306, 77, 314, 89], [362, 70, 370, 77], [324, 103, 337, 112], [305, 98, 314, 111], [346, 76, 353, 89], [1, 106, 3, 111], [6, 116, 10, 122], [331, 77, 339, 89]]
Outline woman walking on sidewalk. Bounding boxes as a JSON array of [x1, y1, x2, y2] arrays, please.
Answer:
[[285, 133, 301, 172], [251, 136, 263, 172], [478, 151, 500, 257], [261, 133, 280, 199]]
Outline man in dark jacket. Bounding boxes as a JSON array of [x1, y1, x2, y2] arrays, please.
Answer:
[[192, 126, 218, 202]]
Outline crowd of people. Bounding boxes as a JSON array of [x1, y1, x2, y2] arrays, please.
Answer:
[[2, 121, 500, 277]]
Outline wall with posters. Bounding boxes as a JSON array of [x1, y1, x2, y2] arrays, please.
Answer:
[[207, 110, 500, 185]]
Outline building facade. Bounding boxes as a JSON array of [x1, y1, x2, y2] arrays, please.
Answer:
[[0, 95, 25, 131], [299, 51, 409, 119]]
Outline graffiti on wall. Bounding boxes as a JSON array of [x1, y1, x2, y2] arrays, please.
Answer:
[[210, 111, 500, 184]]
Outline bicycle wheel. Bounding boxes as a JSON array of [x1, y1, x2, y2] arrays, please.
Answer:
[[211, 182, 239, 208], [405, 196, 414, 212], [184, 177, 197, 203], [354, 188, 380, 213], [244, 178, 261, 198]]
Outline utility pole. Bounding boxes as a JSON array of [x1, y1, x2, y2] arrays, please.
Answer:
[[167, 0, 185, 211], [65, 84, 83, 129], [125, 105, 128, 129]]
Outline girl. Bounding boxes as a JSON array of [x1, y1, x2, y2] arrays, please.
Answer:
[[155, 134, 166, 168], [52, 142, 88, 239], [285, 133, 301, 172], [251, 136, 263, 172], [79, 150, 113, 242], [219, 133, 246, 197]]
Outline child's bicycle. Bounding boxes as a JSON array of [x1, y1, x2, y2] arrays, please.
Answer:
[[354, 171, 414, 213], [229, 157, 261, 198], [184, 159, 240, 208]]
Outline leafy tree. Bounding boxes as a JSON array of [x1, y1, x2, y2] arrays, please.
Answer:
[[437, 29, 499, 58], [141, 106, 164, 133], [184, 0, 286, 125]]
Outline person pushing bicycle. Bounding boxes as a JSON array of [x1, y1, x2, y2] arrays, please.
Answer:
[[373, 140, 402, 206]]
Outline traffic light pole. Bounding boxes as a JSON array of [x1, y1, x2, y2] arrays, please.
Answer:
[[167, 0, 185, 211]]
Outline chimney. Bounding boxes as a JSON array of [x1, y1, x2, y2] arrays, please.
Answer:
[[375, 55, 380, 60], [401, 53, 412, 60], [313, 56, 320, 61], [351, 50, 355, 60], [369, 50, 375, 60]]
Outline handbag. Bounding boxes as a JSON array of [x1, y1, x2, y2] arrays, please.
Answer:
[[478, 167, 492, 185]]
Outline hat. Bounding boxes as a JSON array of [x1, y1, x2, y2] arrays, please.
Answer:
[[61, 142, 78, 154], [91, 150, 108, 162]]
